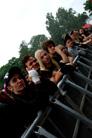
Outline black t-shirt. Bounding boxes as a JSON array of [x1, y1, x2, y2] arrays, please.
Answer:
[[11, 78, 58, 123], [52, 52, 62, 63], [0, 78, 58, 138], [40, 70, 52, 79]]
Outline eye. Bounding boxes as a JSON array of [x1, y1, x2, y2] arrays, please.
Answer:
[[19, 76, 22, 80], [12, 78, 17, 83], [29, 62, 32, 66], [41, 55, 43, 59], [49, 45, 52, 48], [33, 59, 37, 63], [44, 53, 47, 56]]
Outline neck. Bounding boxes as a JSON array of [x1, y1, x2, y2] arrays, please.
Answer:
[[37, 69, 42, 76], [13, 87, 26, 95], [45, 62, 53, 69], [49, 52, 56, 57]]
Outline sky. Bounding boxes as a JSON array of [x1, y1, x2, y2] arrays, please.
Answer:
[[0, 0, 88, 68]]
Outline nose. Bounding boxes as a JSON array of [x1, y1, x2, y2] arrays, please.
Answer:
[[32, 61, 36, 66], [52, 46, 55, 50], [17, 78, 22, 83], [43, 56, 47, 59]]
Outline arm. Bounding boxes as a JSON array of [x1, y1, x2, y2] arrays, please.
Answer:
[[0, 91, 15, 104], [52, 71, 63, 84], [55, 46, 69, 63], [82, 34, 92, 41], [80, 38, 92, 45]]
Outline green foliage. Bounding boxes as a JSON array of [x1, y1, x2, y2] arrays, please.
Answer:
[[84, 0, 92, 15], [0, 6, 89, 89], [19, 40, 30, 59], [46, 7, 88, 45], [28, 34, 48, 56]]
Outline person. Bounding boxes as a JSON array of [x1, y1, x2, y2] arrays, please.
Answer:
[[41, 39, 76, 69], [62, 34, 87, 57], [69, 30, 81, 44], [41, 39, 70, 64], [58, 45, 74, 64], [79, 28, 92, 42], [35, 49, 75, 75], [1, 66, 57, 137], [88, 24, 92, 32], [69, 30, 92, 46], [0, 89, 15, 103], [21, 55, 63, 84]]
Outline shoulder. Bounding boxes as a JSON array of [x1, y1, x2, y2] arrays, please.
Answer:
[[41, 70, 52, 78]]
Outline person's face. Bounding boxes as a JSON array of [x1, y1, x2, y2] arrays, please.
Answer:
[[8, 74, 26, 94], [70, 33, 75, 39], [47, 44, 55, 54], [25, 57, 40, 71], [40, 51, 51, 65], [75, 32, 79, 37], [60, 46, 67, 55], [66, 39, 73, 48], [79, 29, 84, 34]]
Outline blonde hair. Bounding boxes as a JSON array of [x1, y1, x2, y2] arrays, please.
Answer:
[[58, 45, 74, 57], [35, 49, 61, 71]]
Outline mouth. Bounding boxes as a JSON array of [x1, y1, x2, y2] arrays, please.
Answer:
[[33, 64, 40, 70], [53, 49, 56, 52], [19, 83, 25, 88]]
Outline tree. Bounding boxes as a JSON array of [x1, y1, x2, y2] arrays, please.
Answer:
[[19, 40, 30, 59], [46, 7, 88, 45], [28, 34, 48, 56], [83, 0, 92, 15]]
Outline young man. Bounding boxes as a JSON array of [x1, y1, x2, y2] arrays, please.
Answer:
[[41, 39, 69, 63], [2, 66, 57, 137], [62, 34, 87, 57], [41, 40, 75, 74], [22, 55, 63, 84]]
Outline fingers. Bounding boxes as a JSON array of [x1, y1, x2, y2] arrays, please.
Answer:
[[26, 67, 29, 72]]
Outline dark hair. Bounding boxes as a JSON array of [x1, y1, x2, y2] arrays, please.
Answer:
[[22, 55, 32, 71], [61, 34, 72, 46], [41, 39, 56, 53], [4, 66, 23, 90]]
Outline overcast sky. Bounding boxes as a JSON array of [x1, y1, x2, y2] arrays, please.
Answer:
[[0, 0, 88, 67]]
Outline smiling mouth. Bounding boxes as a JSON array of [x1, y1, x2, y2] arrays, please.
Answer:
[[19, 83, 25, 88], [34, 64, 39, 69]]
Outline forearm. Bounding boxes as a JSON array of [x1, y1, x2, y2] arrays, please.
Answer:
[[55, 46, 69, 63], [59, 51, 70, 63], [52, 71, 63, 84]]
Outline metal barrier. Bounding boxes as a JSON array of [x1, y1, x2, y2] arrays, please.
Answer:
[[21, 47, 92, 138]]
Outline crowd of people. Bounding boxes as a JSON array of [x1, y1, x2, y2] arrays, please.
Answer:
[[0, 26, 92, 137]]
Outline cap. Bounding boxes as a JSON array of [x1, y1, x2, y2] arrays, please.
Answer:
[[4, 66, 22, 87], [68, 31, 73, 35], [61, 34, 72, 45], [61, 34, 67, 42]]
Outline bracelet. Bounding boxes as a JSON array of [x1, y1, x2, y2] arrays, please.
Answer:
[[35, 81, 41, 84]]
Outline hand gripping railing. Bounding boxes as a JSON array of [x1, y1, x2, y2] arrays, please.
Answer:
[[20, 54, 92, 138]]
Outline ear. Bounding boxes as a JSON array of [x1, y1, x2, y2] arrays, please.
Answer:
[[7, 86, 13, 92]]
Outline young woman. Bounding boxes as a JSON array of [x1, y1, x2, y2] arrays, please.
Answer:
[[35, 50, 75, 76]]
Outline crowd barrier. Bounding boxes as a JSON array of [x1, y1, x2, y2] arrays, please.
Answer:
[[21, 45, 92, 138]]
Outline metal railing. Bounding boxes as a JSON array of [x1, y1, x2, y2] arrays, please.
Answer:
[[21, 48, 92, 138]]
